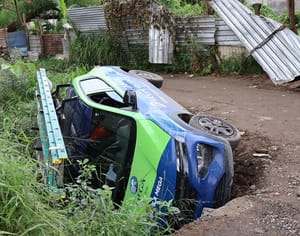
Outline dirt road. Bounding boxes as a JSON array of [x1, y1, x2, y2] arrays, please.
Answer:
[[162, 74, 300, 235]]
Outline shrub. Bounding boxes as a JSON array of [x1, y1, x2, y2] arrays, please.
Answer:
[[127, 44, 151, 69], [0, 60, 36, 104], [64, 160, 174, 235], [158, 0, 205, 16], [219, 54, 263, 74], [172, 41, 216, 74], [0, 9, 16, 28], [69, 32, 126, 68]]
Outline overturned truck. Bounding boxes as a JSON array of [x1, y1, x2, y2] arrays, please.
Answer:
[[35, 66, 240, 224]]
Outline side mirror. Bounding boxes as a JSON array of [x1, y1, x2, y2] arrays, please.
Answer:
[[123, 90, 138, 110]]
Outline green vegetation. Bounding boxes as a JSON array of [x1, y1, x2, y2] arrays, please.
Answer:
[[157, 0, 213, 16], [0, 10, 15, 28], [69, 33, 126, 68], [127, 44, 151, 70], [0, 60, 36, 104], [159, 0, 204, 16], [169, 41, 216, 74], [219, 54, 263, 75], [0, 137, 65, 235], [65, 0, 102, 7], [248, 3, 300, 33]]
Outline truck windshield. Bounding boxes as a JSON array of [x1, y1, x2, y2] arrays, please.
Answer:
[[62, 94, 136, 204]]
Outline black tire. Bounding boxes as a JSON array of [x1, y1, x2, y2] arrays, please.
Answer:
[[129, 70, 163, 88], [189, 115, 240, 149]]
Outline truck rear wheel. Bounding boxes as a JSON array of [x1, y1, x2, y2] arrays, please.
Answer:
[[129, 70, 163, 88]]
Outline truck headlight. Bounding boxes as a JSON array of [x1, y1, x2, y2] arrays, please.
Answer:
[[197, 144, 214, 178]]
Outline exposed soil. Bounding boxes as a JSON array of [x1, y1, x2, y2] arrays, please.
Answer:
[[231, 131, 272, 199], [161, 73, 300, 235]]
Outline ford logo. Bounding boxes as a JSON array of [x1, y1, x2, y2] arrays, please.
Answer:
[[130, 176, 138, 194]]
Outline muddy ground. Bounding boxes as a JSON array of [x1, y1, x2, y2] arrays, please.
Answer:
[[161, 73, 300, 235]]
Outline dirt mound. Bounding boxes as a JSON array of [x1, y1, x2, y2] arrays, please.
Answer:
[[232, 131, 276, 198]]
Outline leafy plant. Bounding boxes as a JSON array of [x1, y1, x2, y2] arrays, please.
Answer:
[[259, 5, 282, 22], [21, 0, 60, 21], [127, 44, 151, 69], [162, 1, 204, 16], [42, 19, 65, 34], [0, 60, 36, 104], [64, 159, 175, 235], [219, 54, 263, 74], [171, 45, 193, 73], [0, 9, 16, 28], [57, 0, 67, 19], [172, 39, 216, 74], [69, 32, 126, 68], [65, 0, 102, 7]]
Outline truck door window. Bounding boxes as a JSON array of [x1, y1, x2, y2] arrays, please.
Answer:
[[61, 86, 136, 204], [87, 109, 136, 204]]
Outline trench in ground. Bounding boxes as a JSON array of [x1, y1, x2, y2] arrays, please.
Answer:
[[231, 131, 274, 199]]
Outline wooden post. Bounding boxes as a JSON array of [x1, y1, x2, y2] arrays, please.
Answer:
[[13, 0, 23, 28], [22, 13, 30, 51], [287, 0, 297, 34], [253, 3, 262, 15]]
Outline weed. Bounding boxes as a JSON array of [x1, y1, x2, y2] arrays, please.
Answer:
[[62, 160, 174, 235], [0, 60, 36, 104], [127, 44, 151, 69], [35, 57, 75, 73], [69, 32, 126, 68], [219, 54, 263, 74], [171, 41, 216, 74], [0, 126, 65, 235], [159, 0, 204, 16]]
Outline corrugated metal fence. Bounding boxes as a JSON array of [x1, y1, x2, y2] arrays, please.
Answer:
[[215, 18, 241, 46], [66, 6, 244, 62], [67, 7, 242, 47], [176, 16, 216, 46], [67, 7, 107, 35]]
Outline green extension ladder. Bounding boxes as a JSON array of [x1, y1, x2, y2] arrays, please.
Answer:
[[36, 68, 68, 197]]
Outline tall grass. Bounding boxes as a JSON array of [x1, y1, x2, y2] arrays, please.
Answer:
[[219, 54, 263, 74], [0, 60, 36, 104], [69, 32, 126, 68], [0, 136, 172, 235], [64, 161, 173, 235], [0, 120, 65, 235]]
